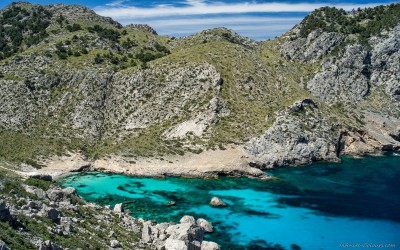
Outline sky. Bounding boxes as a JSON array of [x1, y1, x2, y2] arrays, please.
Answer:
[[0, 0, 397, 40]]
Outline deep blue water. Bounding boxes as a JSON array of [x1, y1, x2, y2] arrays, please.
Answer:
[[60, 154, 400, 249]]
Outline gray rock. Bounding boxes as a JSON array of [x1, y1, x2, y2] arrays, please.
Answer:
[[0, 240, 10, 250], [180, 215, 195, 225], [165, 238, 187, 250], [110, 240, 122, 248], [62, 187, 76, 195], [307, 44, 370, 103], [141, 222, 153, 243], [166, 223, 204, 242], [280, 28, 344, 63], [60, 217, 74, 232], [196, 218, 213, 233], [38, 240, 63, 250], [113, 203, 123, 213], [209, 197, 227, 207], [166, 223, 193, 241], [35, 188, 48, 200], [201, 241, 220, 250], [246, 99, 339, 168]]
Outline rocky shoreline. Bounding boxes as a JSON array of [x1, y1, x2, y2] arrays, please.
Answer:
[[17, 146, 272, 181], [0, 173, 221, 250]]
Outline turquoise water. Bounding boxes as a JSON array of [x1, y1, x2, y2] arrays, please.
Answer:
[[60, 154, 400, 249]]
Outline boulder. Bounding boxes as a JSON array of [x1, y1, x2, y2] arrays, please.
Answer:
[[38, 240, 63, 250], [47, 189, 64, 202], [113, 203, 123, 213], [209, 197, 227, 207], [166, 223, 204, 242], [180, 215, 195, 225], [165, 238, 187, 250], [62, 187, 76, 195], [46, 208, 61, 222], [201, 241, 220, 250], [166, 223, 192, 241], [196, 218, 214, 233], [110, 240, 122, 248], [60, 217, 73, 233]]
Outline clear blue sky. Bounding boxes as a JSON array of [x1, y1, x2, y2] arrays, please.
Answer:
[[0, 0, 396, 40]]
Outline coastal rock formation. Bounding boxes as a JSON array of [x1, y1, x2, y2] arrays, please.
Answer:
[[196, 218, 214, 233], [210, 197, 227, 207], [246, 99, 340, 167], [140, 216, 219, 250]]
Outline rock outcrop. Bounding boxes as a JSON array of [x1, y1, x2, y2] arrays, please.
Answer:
[[140, 216, 218, 250], [246, 99, 340, 167], [209, 197, 227, 207]]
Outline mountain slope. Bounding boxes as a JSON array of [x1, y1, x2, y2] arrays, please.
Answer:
[[0, 2, 399, 171]]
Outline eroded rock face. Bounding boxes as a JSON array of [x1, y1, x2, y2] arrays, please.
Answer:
[[307, 44, 371, 103], [246, 99, 340, 168], [0, 62, 222, 141], [281, 28, 344, 63], [370, 25, 400, 99]]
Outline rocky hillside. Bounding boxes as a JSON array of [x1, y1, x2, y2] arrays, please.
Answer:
[[0, 2, 399, 171]]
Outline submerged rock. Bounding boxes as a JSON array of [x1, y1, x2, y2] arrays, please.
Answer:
[[209, 197, 227, 207]]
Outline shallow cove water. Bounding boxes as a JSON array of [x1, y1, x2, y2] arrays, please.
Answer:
[[60, 154, 400, 249]]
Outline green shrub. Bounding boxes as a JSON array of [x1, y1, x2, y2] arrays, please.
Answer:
[[24, 178, 52, 191]]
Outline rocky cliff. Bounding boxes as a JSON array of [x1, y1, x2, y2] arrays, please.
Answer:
[[0, 2, 399, 171]]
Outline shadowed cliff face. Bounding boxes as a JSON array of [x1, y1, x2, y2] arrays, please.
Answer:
[[0, 2, 399, 168]]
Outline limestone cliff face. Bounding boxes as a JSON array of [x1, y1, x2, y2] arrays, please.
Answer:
[[245, 100, 340, 168], [249, 6, 400, 167]]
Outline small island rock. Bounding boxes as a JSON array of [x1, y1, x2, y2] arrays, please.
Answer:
[[209, 197, 227, 207]]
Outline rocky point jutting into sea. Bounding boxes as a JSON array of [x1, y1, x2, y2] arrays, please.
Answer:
[[0, 1, 400, 249]]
